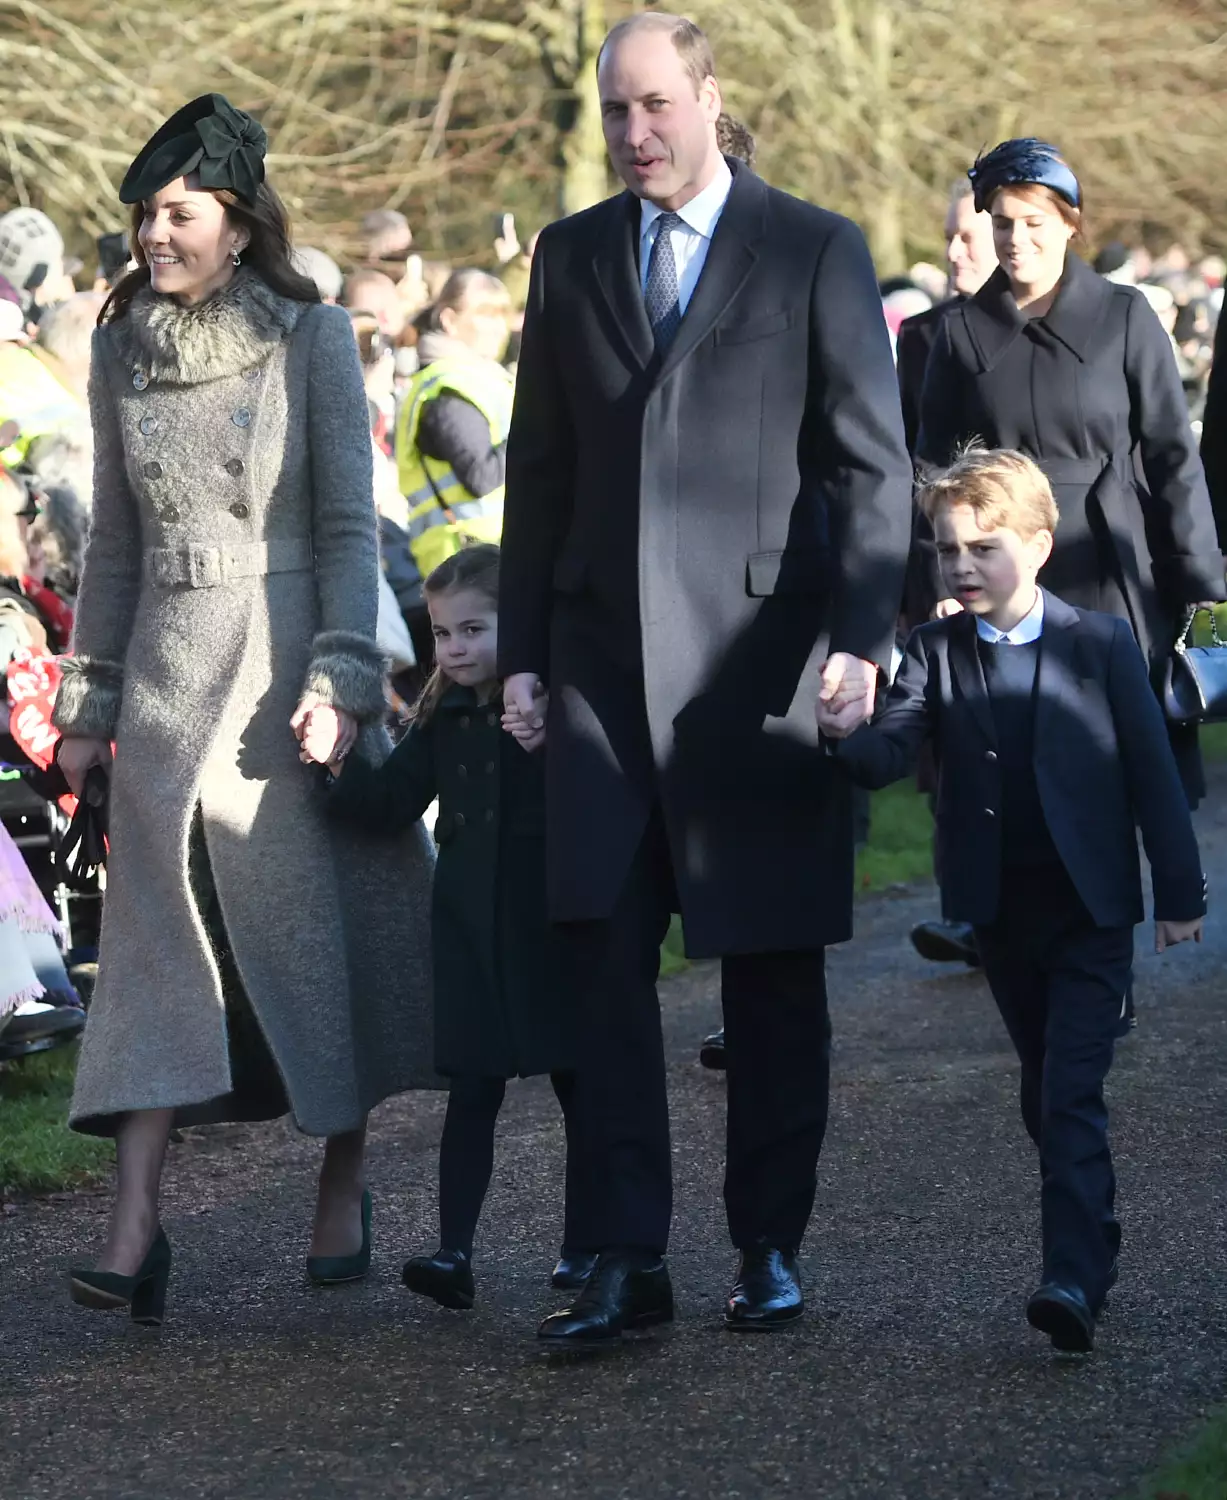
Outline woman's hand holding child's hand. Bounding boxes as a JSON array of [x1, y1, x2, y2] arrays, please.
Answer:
[[1155, 918, 1203, 953], [502, 678, 549, 754], [292, 694, 358, 767]]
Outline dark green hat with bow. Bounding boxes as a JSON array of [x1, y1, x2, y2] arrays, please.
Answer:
[[119, 94, 267, 206]]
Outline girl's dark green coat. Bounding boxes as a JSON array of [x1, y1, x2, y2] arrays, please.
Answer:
[[326, 685, 575, 1078]]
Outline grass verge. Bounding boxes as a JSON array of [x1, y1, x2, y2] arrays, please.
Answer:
[[0, 1044, 112, 1197], [1133, 1409, 1227, 1499]]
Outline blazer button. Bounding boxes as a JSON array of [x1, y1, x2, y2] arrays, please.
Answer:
[[226, 458, 245, 477], [985, 749, 998, 762], [140, 415, 158, 436], [485, 809, 495, 823], [985, 807, 996, 818], [161, 505, 180, 523], [232, 407, 252, 428], [457, 764, 468, 778], [230, 501, 250, 519], [143, 461, 163, 479], [454, 812, 466, 827], [485, 761, 495, 774]]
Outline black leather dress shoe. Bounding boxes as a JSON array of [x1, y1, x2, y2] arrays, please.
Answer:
[[538, 1252, 673, 1350], [909, 920, 980, 966], [725, 1246, 803, 1331], [1026, 1282, 1095, 1352], [699, 1028, 726, 1071], [551, 1250, 598, 1291], [402, 1247, 475, 1310]]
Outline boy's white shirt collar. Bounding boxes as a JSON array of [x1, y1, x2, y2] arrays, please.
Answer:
[[975, 589, 1045, 645]]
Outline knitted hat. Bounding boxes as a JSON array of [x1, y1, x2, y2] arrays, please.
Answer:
[[0, 209, 64, 314]]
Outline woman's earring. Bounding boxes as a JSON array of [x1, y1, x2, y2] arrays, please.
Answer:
[[232, 250, 242, 267]]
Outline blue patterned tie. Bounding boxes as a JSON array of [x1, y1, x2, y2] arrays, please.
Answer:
[[644, 211, 684, 354]]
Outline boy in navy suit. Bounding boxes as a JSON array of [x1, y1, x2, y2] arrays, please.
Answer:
[[818, 448, 1205, 1352]]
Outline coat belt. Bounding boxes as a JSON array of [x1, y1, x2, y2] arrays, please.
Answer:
[[144, 538, 315, 589]]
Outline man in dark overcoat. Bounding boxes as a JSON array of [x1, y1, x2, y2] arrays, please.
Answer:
[[499, 11, 912, 1346]]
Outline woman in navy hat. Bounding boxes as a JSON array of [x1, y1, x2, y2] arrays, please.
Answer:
[[915, 139, 1226, 802], [53, 96, 437, 1325]]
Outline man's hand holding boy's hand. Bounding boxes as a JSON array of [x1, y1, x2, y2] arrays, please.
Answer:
[[1155, 917, 1204, 953]]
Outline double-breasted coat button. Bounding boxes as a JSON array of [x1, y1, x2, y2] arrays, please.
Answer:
[[457, 764, 468, 778], [485, 761, 495, 774], [484, 809, 495, 823], [225, 458, 245, 477], [143, 461, 163, 479], [985, 749, 998, 762], [459, 716, 470, 729], [132, 369, 149, 390], [486, 712, 498, 727], [140, 415, 158, 436], [232, 407, 252, 428], [455, 812, 466, 828], [985, 807, 996, 818], [161, 505, 180, 522], [230, 501, 250, 519], [243, 367, 261, 382]]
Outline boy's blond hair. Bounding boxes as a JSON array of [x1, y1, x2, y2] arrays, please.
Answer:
[[918, 447, 1059, 539]]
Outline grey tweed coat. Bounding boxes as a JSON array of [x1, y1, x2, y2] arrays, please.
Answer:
[[52, 270, 438, 1136]]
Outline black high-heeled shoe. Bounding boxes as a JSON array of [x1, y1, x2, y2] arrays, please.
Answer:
[[307, 1189, 372, 1286], [69, 1227, 172, 1327]]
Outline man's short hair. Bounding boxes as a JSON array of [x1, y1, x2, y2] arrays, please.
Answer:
[[949, 178, 975, 206], [342, 268, 399, 308], [919, 447, 1059, 538], [716, 114, 756, 170], [361, 208, 412, 261], [599, 12, 716, 94]]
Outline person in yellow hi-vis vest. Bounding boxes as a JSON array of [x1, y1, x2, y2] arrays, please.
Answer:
[[397, 269, 514, 582]]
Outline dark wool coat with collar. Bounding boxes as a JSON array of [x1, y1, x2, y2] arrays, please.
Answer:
[[916, 253, 1226, 670], [326, 684, 576, 1080], [52, 270, 439, 1135]]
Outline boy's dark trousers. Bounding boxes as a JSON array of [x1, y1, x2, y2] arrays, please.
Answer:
[[973, 864, 1133, 1313]]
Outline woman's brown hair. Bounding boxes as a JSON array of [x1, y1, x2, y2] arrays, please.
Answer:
[[413, 268, 509, 339], [99, 178, 320, 324], [408, 544, 501, 728], [986, 181, 1086, 243]]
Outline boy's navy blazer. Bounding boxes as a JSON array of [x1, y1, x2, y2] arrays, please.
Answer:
[[834, 589, 1205, 927]]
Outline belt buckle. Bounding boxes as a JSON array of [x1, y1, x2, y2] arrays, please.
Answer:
[[186, 546, 222, 589]]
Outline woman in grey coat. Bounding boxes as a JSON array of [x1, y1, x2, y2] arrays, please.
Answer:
[[55, 96, 436, 1323]]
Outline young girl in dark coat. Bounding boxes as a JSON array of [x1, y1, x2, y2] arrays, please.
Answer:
[[316, 545, 591, 1309]]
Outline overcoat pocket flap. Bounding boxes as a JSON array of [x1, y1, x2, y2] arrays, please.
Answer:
[[715, 310, 795, 346], [745, 548, 830, 597]]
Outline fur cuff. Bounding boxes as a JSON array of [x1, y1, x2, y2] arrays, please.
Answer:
[[51, 656, 124, 740], [303, 631, 387, 724]]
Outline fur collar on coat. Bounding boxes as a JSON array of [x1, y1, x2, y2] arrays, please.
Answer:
[[111, 269, 309, 386]]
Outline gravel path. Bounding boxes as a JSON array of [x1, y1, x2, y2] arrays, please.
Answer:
[[3, 780, 1227, 1499]]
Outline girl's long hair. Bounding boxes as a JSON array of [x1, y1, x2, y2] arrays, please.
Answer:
[[408, 544, 501, 728], [99, 178, 320, 324]]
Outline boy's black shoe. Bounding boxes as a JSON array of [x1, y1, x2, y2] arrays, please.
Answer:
[[537, 1252, 673, 1350], [724, 1247, 803, 1331], [551, 1250, 598, 1290], [1026, 1283, 1095, 1352], [402, 1247, 475, 1310], [699, 1028, 726, 1070], [909, 920, 980, 966]]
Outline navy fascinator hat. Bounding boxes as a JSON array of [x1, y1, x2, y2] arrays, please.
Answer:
[[967, 138, 1081, 215], [119, 95, 267, 207]]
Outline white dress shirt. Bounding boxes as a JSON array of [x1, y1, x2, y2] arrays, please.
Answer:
[[639, 158, 734, 314], [974, 590, 1045, 644]]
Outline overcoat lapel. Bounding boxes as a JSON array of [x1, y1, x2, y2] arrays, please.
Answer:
[[949, 612, 997, 746], [591, 192, 655, 372]]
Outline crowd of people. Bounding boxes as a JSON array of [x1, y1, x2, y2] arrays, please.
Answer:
[[1, 8, 1225, 1367]]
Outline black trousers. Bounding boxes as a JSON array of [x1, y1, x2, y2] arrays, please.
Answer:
[[974, 867, 1132, 1312], [560, 811, 832, 1254], [439, 1071, 590, 1256]]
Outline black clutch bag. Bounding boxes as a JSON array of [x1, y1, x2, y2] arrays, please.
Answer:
[[56, 764, 109, 888], [1163, 606, 1227, 724]]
